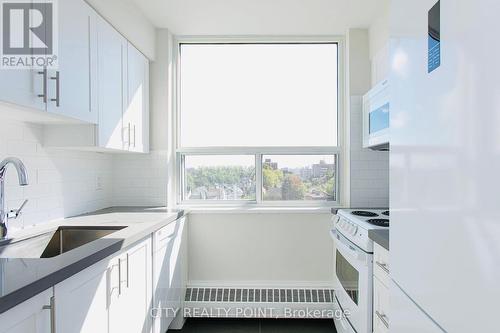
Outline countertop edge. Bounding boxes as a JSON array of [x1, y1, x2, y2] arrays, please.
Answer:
[[368, 229, 390, 251]]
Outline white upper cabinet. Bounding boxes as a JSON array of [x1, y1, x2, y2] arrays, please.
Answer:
[[124, 43, 150, 153], [46, 0, 98, 123], [0, 0, 47, 112], [0, 0, 98, 124], [97, 17, 127, 150], [41, 0, 150, 153]]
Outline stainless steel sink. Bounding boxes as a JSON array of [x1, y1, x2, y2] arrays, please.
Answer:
[[0, 226, 126, 258]]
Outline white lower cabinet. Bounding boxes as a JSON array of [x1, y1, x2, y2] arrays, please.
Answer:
[[0, 219, 186, 333], [109, 238, 152, 333], [54, 237, 152, 333], [373, 276, 390, 333], [0, 289, 53, 333], [373, 243, 390, 333], [152, 217, 186, 333], [54, 258, 109, 333]]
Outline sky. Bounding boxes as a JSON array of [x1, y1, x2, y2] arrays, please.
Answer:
[[185, 154, 336, 169], [180, 43, 338, 148]]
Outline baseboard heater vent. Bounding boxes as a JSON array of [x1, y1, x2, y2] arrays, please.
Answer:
[[184, 288, 336, 319]]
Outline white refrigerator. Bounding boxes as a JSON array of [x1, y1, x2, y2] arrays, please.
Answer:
[[390, 0, 500, 332]]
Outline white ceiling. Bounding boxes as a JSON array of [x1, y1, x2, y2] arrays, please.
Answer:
[[129, 0, 389, 35]]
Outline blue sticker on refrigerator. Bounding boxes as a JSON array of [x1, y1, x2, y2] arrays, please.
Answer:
[[428, 1, 440, 73]]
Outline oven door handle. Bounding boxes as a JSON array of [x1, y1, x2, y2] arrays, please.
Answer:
[[333, 229, 366, 261]]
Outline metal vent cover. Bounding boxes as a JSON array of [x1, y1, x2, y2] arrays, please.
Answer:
[[185, 288, 334, 303]]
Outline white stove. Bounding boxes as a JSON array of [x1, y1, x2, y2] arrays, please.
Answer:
[[331, 208, 389, 333], [334, 209, 389, 253]]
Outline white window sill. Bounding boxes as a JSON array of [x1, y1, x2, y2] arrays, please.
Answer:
[[180, 206, 337, 214]]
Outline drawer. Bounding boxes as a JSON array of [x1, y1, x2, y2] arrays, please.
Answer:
[[373, 275, 390, 333], [373, 242, 390, 285], [154, 221, 177, 250]]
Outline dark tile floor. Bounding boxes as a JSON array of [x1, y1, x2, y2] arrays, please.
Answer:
[[169, 318, 337, 333]]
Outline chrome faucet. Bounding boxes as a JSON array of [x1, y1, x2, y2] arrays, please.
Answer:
[[0, 157, 29, 239]]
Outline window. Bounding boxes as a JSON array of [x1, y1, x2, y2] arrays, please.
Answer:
[[176, 40, 342, 205], [262, 155, 336, 201], [183, 155, 256, 201]]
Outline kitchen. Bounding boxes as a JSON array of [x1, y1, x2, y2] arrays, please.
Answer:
[[0, 0, 498, 333]]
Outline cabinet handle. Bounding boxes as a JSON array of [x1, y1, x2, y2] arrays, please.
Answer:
[[376, 310, 389, 329], [375, 261, 390, 274], [128, 123, 131, 147], [126, 253, 129, 288], [50, 71, 60, 107], [118, 258, 122, 295], [37, 68, 47, 103], [133, 124, 136, 148], [42, 296, 56, 333]]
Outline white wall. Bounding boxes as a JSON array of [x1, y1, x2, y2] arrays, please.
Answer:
[[0, 117, 113, 233], [347, 29, 390, 208], [188, 212, 333, 286], [85, 0, 156, 60], [369, 1, 390, 86]]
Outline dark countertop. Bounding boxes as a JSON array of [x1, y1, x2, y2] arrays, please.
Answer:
[[368, 229, 389, 251], [0, 207, 184, 314]]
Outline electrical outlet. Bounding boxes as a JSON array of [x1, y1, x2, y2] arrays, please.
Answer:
[[95, 175, 103, 191]]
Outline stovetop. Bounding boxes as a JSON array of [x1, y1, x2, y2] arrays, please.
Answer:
[[338, 209, 390, 229], [332, 208, 389, 252]]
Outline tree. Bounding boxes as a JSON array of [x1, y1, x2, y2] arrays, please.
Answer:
[[263, 164, 283, 189], [281, 174, 305, 200]]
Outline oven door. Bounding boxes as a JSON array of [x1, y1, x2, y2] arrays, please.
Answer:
[[333, 230, 373, 333]]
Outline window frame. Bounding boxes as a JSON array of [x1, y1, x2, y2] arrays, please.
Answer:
[[173, 36, 347, 208]]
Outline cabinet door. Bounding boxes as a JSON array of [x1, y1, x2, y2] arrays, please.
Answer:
[[109, 238, 152, 333], [152, 222, 177, 333], [97, 18, 126, 150], [0, 1, 47, 111], [168, 218, 185, 313], [0, 289, 52, 333], [47, 0, 97, 123], [124, 43, 149, 153], [54, 259, 109, 333]]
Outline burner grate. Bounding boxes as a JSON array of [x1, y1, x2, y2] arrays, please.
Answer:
[[367, 219, 389, 227], [351, 210, 378, 217]]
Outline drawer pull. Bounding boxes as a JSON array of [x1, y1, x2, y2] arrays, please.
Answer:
[[42, 296, 56, 333], [375, 261, 390, 274], [376, 310, 389, 329]]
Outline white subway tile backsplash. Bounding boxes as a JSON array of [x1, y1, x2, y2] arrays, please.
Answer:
[[0, 117, 113, 233]]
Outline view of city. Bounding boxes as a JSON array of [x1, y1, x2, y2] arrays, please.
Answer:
[[184, 156, 336, 201]]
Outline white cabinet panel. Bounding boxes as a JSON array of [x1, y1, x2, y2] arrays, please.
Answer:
[[0, 289, 52, 333], [0, 1, 47, 112], [154, 217, 187, 332], [0, 69, 46, 112], [124, 43, 149, 153], [390, 281, 443, 333], [109, 238, 152, 333], [390, 0, 500, 331], [54, 259, 109, 333], [97, 17, 127, 150], [47, 0, 97, 123], [152, 219, 184, 333], [373, 277, 389, 333]]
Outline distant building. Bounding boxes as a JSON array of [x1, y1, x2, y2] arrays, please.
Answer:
[[300, 167, 313, 179], [263, 159, 278, 170], [312, 160, 335, 178]]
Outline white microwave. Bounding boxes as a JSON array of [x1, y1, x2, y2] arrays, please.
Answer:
[[363, 80, 389, 150]]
